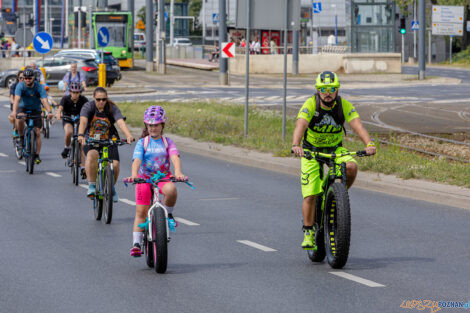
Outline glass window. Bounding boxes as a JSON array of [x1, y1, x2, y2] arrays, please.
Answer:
[[95, 23, 126, 46]]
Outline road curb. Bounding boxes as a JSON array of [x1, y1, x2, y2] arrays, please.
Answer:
[[162, 133, 469, 210]]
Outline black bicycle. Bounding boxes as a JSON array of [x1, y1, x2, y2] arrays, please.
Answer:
[[63, 115, 82, 185], [87, 138, 127, 224], [302, 149, 371, 269], [124, 173, 195, 274], [16, 112, 42, 174]]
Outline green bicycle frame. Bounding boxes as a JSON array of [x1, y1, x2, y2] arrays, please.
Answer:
[[97, 145, 113, 200]]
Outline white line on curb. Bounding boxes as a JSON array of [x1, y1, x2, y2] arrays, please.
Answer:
[[46, 172, 62, 178], [0, 153, 7, 157], [175, 217, 200, 226], [18, 161, 25, 166], [199, 197, 239, 201], [120, 198, 136, 206], [237, 240, 277, 252], [329, 272, 385, 287]]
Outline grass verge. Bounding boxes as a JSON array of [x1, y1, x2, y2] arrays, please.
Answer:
[[119, 100, 470, 188]]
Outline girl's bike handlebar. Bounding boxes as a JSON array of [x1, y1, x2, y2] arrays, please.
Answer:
[[123, 173, 195, 190]]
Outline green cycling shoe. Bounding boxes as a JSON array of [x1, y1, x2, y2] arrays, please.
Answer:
[[302, 228, 317, 251]]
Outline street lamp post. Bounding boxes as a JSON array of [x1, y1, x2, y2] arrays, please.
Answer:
[[331, 3, 337, 45]]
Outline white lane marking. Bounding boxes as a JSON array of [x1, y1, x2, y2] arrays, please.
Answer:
[[46, 172, 62, 178], [199, 197, 239, 201], [0, 153, 7, 157], [3, 104, 9, 108], [18, 161, 25, 166], [120, 198, 136, 206], [237, 240, 277, 252], [175, 217, 200, 226], [79, 184, 88, 189], [329, 272, 385, 287]]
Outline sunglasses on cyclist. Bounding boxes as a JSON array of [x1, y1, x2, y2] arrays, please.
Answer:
[[24, 77, 34, 80], [318, 87, 337, 93], [95, 97, 107, 102]]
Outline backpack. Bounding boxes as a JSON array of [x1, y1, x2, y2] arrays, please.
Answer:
[[143, 135, 169, 156], [64, 71, 83, 85]]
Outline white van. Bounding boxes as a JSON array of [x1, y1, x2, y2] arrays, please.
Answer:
[[134, 33, 146, 51]]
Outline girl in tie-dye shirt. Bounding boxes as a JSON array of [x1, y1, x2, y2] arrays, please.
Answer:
[[127, 106, 185, 257]]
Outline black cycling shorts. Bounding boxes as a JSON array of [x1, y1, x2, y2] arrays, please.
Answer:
[[83, 144, 120, 162], [17, 107, 43, 129]]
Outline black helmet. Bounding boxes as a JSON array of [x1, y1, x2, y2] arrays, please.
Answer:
[[69, 81, 82, 92], [23, 68, 35, 78]]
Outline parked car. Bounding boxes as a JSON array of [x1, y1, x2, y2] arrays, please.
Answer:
[[53, 49, 121, 85], [134, 33, 146, 51], [0, 68, 21, 88], [173, 37, 192, 46], [35, 56, 99, 86]]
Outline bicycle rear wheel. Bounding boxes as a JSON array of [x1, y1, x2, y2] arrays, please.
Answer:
[[28, 131, 36, 175], [73, 141, 80, 186], [44, 119, 50, 138], [151, 207, 168, 274], [324, 182, 351, 269], [14, 137, 23, 160], [308, 195, 326, 263], [102, 166, 114, 224], [143, 235, 154, 268]]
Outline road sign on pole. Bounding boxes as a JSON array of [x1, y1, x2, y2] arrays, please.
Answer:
[[411, 20, 419, 31], [432, 5, 464, 36], [33, 32, 53, 54], [212, 13, 219, 24], [221, 42, 235, 58], [97, 26, 109, 47], [313, 2, 322, 14]]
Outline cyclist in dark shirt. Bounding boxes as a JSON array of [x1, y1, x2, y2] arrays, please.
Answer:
[[9, 70, 23, 137], [55, 82, 88, 160]]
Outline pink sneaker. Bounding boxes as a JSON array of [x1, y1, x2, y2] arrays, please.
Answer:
[[130, 243, 142, 257]]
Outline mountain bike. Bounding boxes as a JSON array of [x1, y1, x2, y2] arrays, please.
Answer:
[[42, 110, 51, 139], [124, 172, 195, 274], [302, 149, 371, 269], [63, 115, 82, 185], [16, 112, 42, 174], [87, 138, 127, 224], [13, 129, 23, 160]]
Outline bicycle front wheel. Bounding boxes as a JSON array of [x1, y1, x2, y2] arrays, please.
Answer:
[[151, 207, 168, 274], [44, 119, 50, 139], [28, 131, 36, 175], [324, 182, 351, 269], [102, 166, 114, 224], [73, 141, 80, 186]]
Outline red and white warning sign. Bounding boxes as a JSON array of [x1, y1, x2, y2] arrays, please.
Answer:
[[221, 42, 235, 58]]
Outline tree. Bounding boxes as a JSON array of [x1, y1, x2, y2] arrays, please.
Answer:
[[137, 6, 146, 26], [395, 0, 414, 16]]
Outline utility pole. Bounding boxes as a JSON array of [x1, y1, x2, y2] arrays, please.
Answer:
[[128, 0, 134, 68], [145, 0, 154, 71], [219, 0, 228, 85], [413, 0, 417, 59], [158, 0, 166, 74], [170, 0, 174, 46], [418, 0, 426, 79], [293, 30, 299, 75]]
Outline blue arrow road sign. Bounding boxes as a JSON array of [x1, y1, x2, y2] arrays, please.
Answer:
[[411, 20, 419, 31], [313, 2, 322, 13], [97, 26, 110, 47], [33, 32, 52, 54]]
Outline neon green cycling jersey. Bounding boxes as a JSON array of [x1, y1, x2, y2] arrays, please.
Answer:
[[297, 96, 359, 148]]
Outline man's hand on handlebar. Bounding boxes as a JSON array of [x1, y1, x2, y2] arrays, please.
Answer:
[[126, 135, 135, 144], [291, 145, 304, 157]]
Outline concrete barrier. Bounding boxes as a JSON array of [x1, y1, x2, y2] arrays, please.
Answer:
[[229, 53, 401, 74], [0, 57, 37, 71]]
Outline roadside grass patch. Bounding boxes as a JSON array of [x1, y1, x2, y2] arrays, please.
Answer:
[[119, 100, 470, 188]]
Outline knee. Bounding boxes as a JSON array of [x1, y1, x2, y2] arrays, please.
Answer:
[[303, 195, 315, 205], [164, 184, 177, 198], [86, 151, 98, 162], [346, 162, 358, 175]]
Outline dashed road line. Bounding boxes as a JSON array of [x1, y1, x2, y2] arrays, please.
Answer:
[[199, 197, 239, 201], [119, 198, 136, 206], [46, 172, 62, 178], [3, 104, 9, 108], [79, 184, 88, 189], [18, 161, 25, 166], [237, 240, 277, 252], [175, 217, 200, 226], [0, 152, 7, 157], [329, 272, 385, 287]]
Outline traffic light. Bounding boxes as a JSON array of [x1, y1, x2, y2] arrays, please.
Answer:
[[399, 16, 406, 34]]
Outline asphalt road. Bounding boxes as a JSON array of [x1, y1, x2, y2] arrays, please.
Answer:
[[115, 66, 470, 135], [0, 100, 469, 313]]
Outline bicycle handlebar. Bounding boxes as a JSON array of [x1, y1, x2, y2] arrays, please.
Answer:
[[16, 112, 43, 120], [62, 115, 80, 123], [123, 173, 195, 190], [86, 138, 130, 147], [292, 149, 370, 161]]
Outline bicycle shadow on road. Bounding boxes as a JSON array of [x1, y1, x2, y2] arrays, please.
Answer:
[[343, 256, 435, 270], [145, 262, 248, 275]]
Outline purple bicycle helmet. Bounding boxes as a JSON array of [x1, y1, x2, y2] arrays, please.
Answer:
[[144, 105, 167, 124], [69, 81, 82, 92]]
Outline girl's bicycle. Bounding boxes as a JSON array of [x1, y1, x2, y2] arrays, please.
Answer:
[[124, 173, 195, 274], [87, 138, 127, 224], [16, 112, 42, 174], [63, 115, 82, 185], [303, 149, 370, 269]]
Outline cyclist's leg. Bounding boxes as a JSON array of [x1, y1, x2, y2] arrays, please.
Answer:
[[335, 147, 358, 189], [132, 183, 152, 256], [112, 160, 120, 183], [161, 182, 177, 208], [84, 148, 99, 182], [35, 127, 42, 155], [63, 122, 73, 147], [300, 155, 322, 227], [109, 145, 120, 183]]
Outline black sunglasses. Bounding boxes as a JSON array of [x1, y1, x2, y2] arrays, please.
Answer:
[[24, 77, 33, 80], [95, 97, 107, 102]]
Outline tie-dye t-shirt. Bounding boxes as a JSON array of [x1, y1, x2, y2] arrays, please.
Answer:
[[132, 136, 179, 178]]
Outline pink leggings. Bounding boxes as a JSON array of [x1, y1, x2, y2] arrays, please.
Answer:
[[135, 173, 173, 206]]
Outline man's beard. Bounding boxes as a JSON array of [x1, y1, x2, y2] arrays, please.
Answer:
[[320, 94, 336, 107]]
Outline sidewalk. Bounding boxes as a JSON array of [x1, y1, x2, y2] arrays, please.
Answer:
[[166, 133, 470, 210], [167, 58, 219, 71]]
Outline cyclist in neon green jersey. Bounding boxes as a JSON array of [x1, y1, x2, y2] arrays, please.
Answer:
[[291, 71, 376, 250]]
